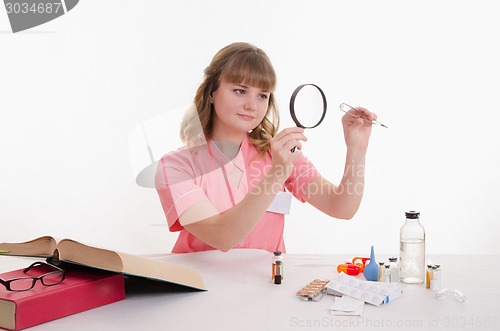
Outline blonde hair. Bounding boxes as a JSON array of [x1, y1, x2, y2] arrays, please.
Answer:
[[180, 42, 279, 153]]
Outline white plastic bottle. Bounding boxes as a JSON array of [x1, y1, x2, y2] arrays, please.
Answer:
[[399, 211, 425, 284]]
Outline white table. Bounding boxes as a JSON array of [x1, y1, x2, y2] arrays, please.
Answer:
[[1, 250, 499, 330]]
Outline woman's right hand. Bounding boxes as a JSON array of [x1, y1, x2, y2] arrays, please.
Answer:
[[269, 127, 308, 181]]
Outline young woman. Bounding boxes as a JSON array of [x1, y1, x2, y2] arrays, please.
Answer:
[[156, 42, 377, 253]]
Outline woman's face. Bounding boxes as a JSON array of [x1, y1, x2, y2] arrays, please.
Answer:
[[211, 79, 270, 140]]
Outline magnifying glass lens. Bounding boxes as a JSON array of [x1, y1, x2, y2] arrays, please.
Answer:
[[292, 85, 325, 128]]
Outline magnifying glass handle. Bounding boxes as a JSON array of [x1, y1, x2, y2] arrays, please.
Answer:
[[290, 124, 303, 153]]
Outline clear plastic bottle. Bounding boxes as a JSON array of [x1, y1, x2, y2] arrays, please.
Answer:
[[399, 211, 425, 284]]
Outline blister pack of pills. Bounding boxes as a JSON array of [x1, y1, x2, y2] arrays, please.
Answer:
[[326, 272, 402, 306], [296, 279, 330, 301]]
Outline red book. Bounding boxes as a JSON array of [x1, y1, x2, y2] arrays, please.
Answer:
[[0, 264, 125, 331]]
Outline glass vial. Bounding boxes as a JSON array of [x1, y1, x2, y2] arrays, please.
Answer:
[[435, 289, 466, 303], [378, 262, 385, 282], [274, 260, 282, 285], [426, 265, 433, 289], [388, 257, 400, 283], [453, 289, 466, 303], [384, 264, 392, 283], [430, 265, 441, 291], [272, 251, 283, 280], [399, 211, 425, 284], [435, 288, 449, 300]]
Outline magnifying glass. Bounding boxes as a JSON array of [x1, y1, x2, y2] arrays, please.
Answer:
[[289, 84, 327, 152]]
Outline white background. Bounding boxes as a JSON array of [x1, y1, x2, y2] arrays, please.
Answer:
[[1, 0, 498, 256]]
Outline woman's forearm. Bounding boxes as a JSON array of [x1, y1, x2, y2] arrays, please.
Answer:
[[304, 148, 367, 220], [184, 167, 286, 252], [332, 149, 367, 219]]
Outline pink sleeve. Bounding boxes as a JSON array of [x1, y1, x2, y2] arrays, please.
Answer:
[[284, 156, 321, 202], [155, 152, 210, 232]]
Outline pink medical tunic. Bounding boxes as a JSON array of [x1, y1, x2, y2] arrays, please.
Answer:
[[155, 134, 320, 253]]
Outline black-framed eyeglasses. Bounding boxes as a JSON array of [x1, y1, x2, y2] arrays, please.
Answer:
[[0, 261, 65, 292]]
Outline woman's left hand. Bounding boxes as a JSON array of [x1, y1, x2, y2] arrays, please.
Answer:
[[341, 106, 377, 152]]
